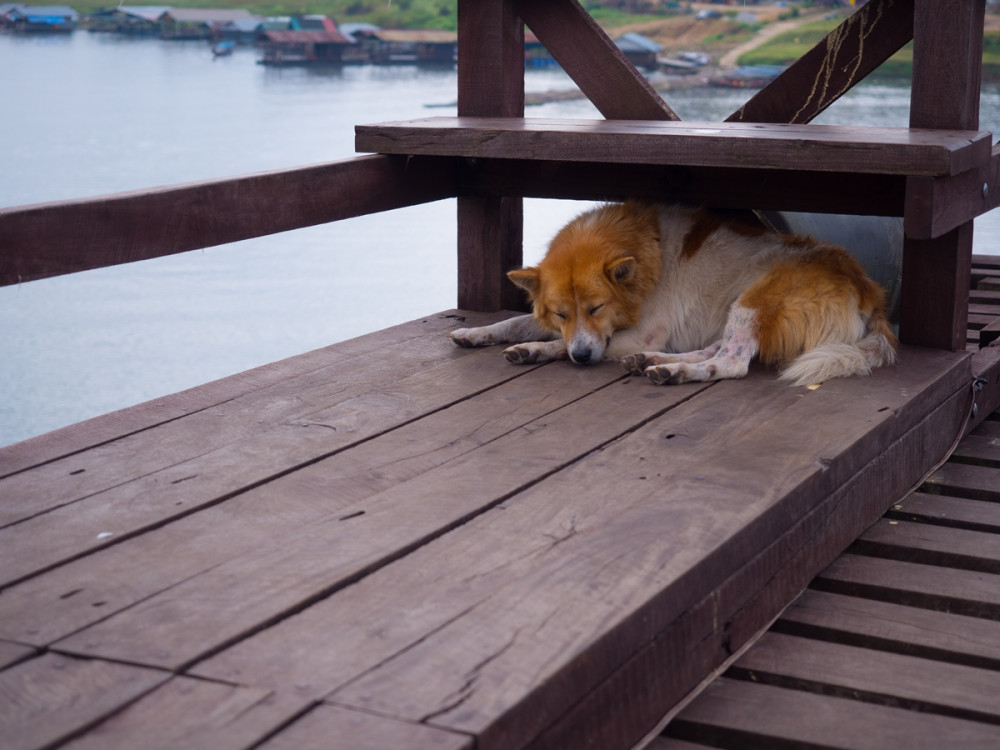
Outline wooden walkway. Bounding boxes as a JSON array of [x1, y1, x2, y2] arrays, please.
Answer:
[[0, 258, 998, 750]]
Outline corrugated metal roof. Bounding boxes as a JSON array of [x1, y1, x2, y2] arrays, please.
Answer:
[[262, 29, 352, 44], [117, 6, 171, 21], [614, 32, 663, 53], [374, 29, 456, 43], [163, 8, 259, 22]]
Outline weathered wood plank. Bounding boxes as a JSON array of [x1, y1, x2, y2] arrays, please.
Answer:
[[0, 654, 168, 750], [512, 0, 677, 121], [0, 641, 36, 671], [921, 461, 1000, 501], [776, 588, 1000, 670], [814, 554, 1000, 620], [258, 704, 472, 750], [730, 0, 914, 124], [58, 677, 303, 750], [0, 311, 473, 478], [0, 312, 515, 537], [50, 373, 705, 671], [951, 433, 1000, 467], [851, 518, 1000, 574], [190, 349, 968, 750], [0, 346, 648, 642], [355, 118, 992, 177], [888, 492, 1000, 533], [666, 678, 1000, 749], [0, 155, 457, 287], [729, 632, 1000, 723]]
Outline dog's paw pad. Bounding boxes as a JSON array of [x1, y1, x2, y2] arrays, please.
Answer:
[[504, 345, 537, 364], [620, 353, 649, 375], [645, 364, 683, 386]]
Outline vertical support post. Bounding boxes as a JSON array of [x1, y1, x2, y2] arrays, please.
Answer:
[[900, 0, 985, 348], [456, 0, 525, 311]]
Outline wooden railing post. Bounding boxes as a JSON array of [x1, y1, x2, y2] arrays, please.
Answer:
[[456, 0, 525, 311], [900, 0, 985, 348]]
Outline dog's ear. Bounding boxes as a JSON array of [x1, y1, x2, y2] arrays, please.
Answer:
[[606, 256, 637, 285], [507, 267, 541, 297]]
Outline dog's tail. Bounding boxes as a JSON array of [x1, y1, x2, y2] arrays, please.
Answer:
[[779, 313, 898, 387]]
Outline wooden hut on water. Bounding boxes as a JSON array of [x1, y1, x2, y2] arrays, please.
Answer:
[[2, 1, 1000, 748]]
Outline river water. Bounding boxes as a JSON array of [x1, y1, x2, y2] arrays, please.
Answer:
[[2, 30, 999, 446]]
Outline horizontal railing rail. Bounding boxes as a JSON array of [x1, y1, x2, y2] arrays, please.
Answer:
[[0, 154, 457, 287]]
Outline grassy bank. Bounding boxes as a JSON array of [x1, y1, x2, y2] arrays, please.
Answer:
[[737, 16, 1000, 78]]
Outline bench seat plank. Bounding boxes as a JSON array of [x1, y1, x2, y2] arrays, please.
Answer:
[[355, 117, 992, 177]]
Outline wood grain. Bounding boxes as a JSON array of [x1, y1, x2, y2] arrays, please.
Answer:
[[356, 117, 991, 177], [0, 654, 168, 750]]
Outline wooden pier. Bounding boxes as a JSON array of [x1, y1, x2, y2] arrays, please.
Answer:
[[3, 1, 1000, 748]]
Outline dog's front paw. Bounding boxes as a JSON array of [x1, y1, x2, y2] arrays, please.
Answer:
[[504, 344, 539, 364], [450, 327, 491, 348], [645, 363, 686, 385], [621, 353, 650, 375]]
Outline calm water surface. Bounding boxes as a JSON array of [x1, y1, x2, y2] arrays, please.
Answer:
[[2, 31, 999, 446]]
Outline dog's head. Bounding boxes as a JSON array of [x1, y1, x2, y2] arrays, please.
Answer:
[[508, 202, 662, 365]]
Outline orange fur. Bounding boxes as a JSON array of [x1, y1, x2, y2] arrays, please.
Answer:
[[738, 241, 896, 368], [508, 201, 662, 363]]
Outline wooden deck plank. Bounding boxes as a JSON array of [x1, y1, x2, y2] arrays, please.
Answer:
[[0, 311, 502, 529], [0, 641, 36, 670], [0, 654, 169, 750], [775, 589, 1000, 670], [852, 518, 1000, 573], [47, 366, 696, 671], [57, 677, 300, 750], [0, 313, 545, 587], [888, 492, 1000, 533], [185, 349, 969, 750], [921, 460, 1000, 501], [0, 350, 652, 646], [815, 553, 1000, 621], [729, 631, 1000, 723], [257, 704, 472, 750], [0, 313, 472, 479], [355, 117, 992, 177], [665, 678, 1000, 750]]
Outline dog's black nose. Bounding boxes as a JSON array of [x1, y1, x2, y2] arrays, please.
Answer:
[[571, 347, 593, 364]]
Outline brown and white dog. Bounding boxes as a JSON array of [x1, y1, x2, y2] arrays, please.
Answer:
[[450, 202, 897, 386]]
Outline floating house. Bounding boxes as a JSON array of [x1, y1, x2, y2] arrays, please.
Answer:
[[613, 31, 664, 70], [366, 29, 457, 64], [257, 28, 354, 66], [158, 8, 260, 40], [2, 3, 78, 31], [84, 5, 170, 35]]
